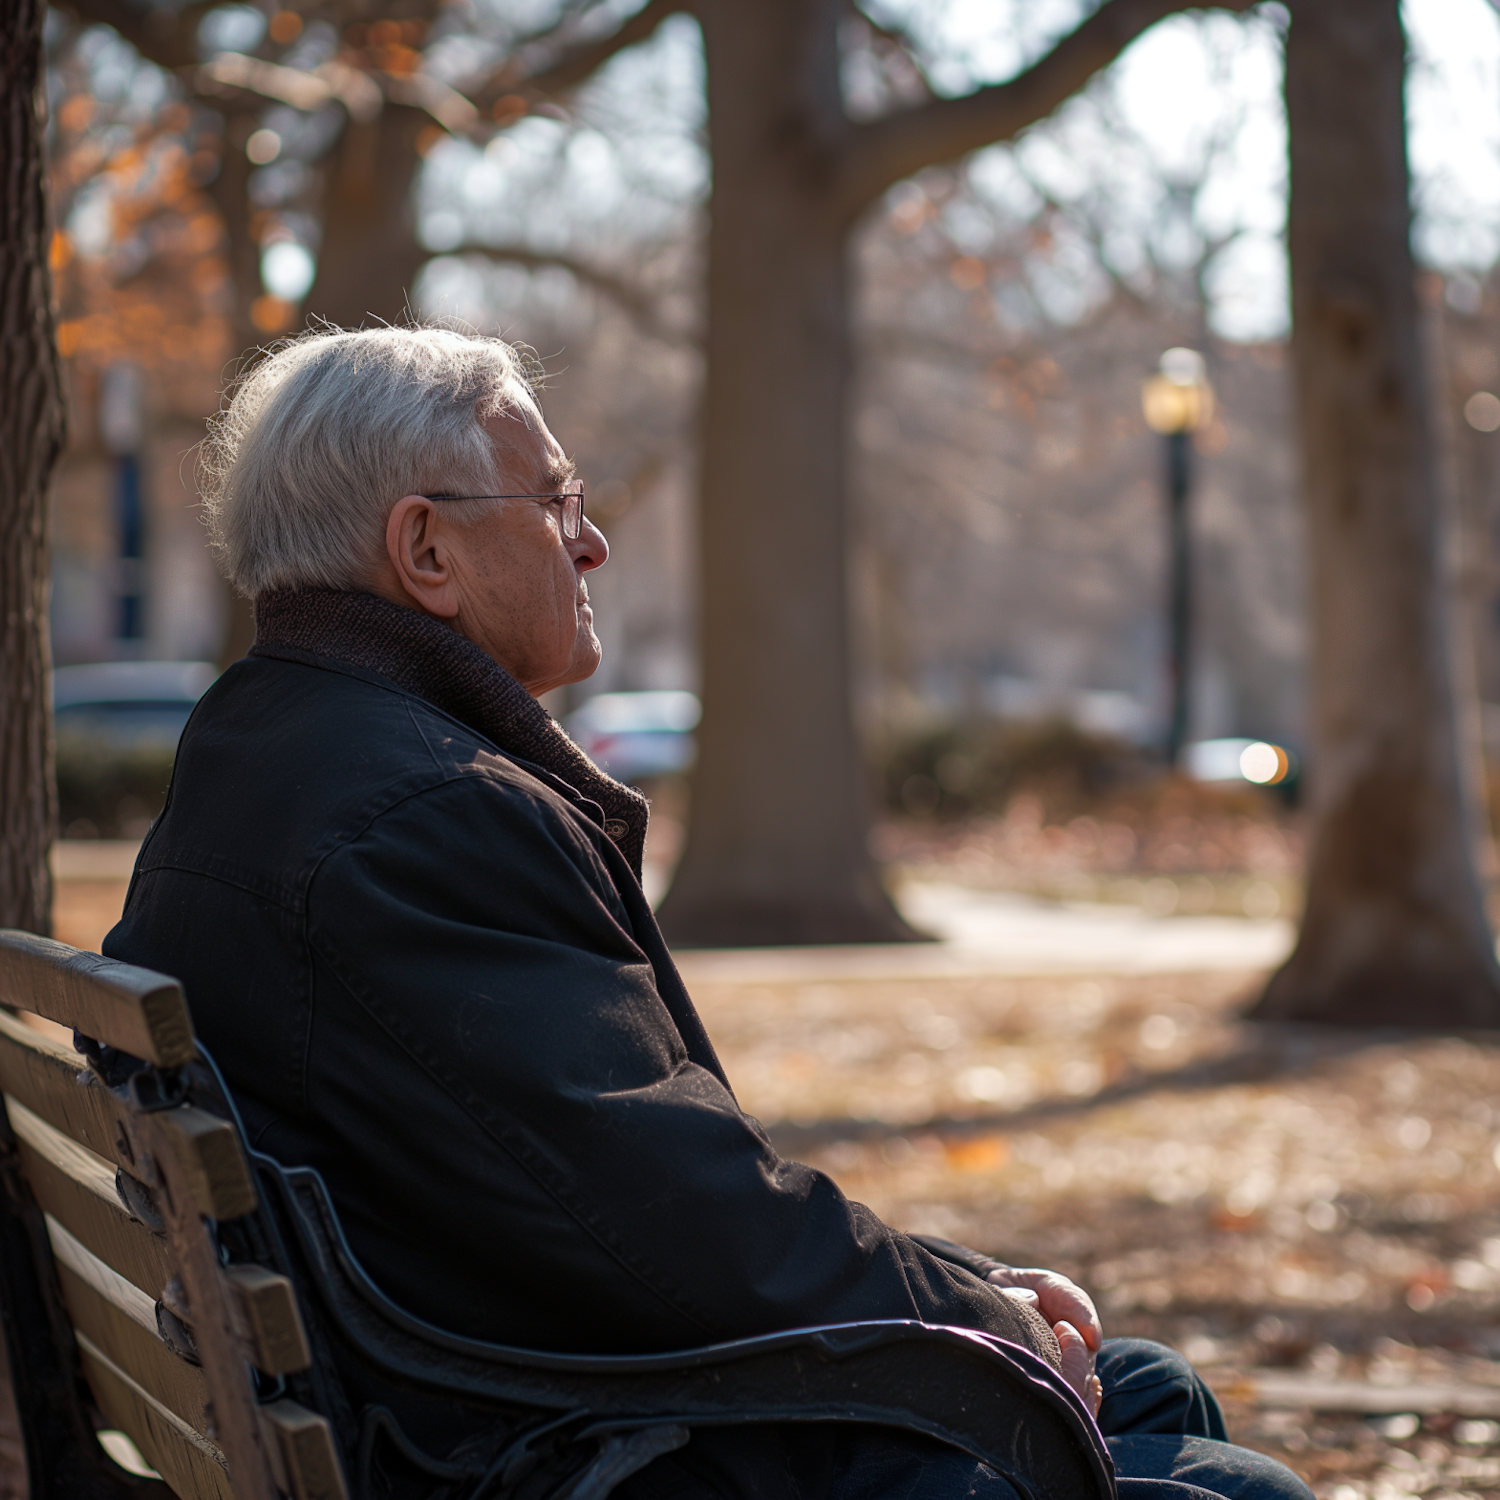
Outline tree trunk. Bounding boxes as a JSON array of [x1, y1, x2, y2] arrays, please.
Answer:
[[205, 114, 265, 361], [1, 0, 65, 939], [208, 103, 428, 665], [304, 105, 429, 329], [656, 0, 918, 945], [0, 1, 65, 1485], [1250, 0, 1500, 1027]]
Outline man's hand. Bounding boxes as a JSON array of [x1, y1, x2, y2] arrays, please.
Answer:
[[985, 1266, 1102, 1351], [1052, 1320, 1103, 1417], [988, 1267, 1103, 1417]]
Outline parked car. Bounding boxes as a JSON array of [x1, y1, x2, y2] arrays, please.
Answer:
[[53, 661, 218, 837], [53, 660, 217, 752], [565, 690, 700, 784]]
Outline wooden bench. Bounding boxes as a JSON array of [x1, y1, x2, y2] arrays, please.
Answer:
[[0, 928, 1114, 1500]]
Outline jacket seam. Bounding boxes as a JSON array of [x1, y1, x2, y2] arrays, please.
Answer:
[[299, 773, 620, 922], [140, 764, 615, 925], [124, 862, 301, 913], [294, 902, 314, 1113], [405, 696, 448, 775], [242, 650, 630, 919]]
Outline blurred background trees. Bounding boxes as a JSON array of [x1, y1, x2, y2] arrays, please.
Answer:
[[23, 0, 1500, 1012], [649, 0, 1272, 948]]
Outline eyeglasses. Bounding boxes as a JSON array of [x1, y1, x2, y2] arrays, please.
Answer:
[[423, 485, 585, 540]]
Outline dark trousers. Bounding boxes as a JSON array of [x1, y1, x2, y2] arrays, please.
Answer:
[[617, 1337, 1314, 1500], [1095, 1338, 1313, 1500]]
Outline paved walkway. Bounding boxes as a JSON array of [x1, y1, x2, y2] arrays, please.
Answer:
[[674, 881, 1294, 984], [51, 840, 141, 880]]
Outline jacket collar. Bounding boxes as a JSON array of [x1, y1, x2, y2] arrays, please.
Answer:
[[250, 589, 649, 875]]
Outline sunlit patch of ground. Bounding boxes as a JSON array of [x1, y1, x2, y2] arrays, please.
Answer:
[[50, 841, 137, 953], [694, 969, 1500, 1497], [876, 791, 1306, 920]]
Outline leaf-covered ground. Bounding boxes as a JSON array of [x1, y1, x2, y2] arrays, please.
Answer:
[[688, 965, 1500, 1499]]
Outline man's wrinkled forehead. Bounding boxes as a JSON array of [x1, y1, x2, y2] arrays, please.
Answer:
[[483, 395, 574, 487]]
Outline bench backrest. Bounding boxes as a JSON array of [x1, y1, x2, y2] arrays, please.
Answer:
[[0, 930, 347, 1500]]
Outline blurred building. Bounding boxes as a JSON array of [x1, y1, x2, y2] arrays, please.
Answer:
[[50, 417, 227, 667], [46, 46, 234, 669]]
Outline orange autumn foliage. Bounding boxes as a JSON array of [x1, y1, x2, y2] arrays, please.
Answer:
[[48, 83, 232, 413]]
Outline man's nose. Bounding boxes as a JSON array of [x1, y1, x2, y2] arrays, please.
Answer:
[[570, 517, 608, 573]]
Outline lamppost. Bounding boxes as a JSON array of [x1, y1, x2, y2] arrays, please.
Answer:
[[1141, 347, 1214, 766]]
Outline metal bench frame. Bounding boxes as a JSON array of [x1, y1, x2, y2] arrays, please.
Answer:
[[0, 929, 1116, 1500]]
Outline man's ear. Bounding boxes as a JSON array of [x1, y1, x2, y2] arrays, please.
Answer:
[[385, 495, 460, 619]]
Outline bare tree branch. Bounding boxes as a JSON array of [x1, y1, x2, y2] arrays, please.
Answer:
[[1005, 164, 1155, 312], [197, 52, 370, 116], [55, 0, 208, 71], [473, 0, 685, 113], [848, 2, 936, 102], [63, 0, 681, 146], [455, 243, 690, 344], [833, 0, 1259, 221]]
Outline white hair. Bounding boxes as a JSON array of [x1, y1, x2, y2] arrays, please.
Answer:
[[200, 325, 542, 598]]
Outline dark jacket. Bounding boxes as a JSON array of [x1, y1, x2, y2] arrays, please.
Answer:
[[104, 607, 1056, 1369]]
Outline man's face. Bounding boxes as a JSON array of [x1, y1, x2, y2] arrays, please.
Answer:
[[442, 402, 608, 696]]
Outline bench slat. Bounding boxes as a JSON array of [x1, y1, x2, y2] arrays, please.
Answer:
[[0, 1010, 131, 1165], [9, 1098, 176, 1302], [150, 1105, 259, 1223], [57, 1258, 215, 1442], [0, 1012, 256, 1220], [48, 1215, 161, 1342], [261, 1402, 348, 1500], [226, 1265, 313, 1377], [78, 1334, 237, 1500], [0, 931, 194, 1069]]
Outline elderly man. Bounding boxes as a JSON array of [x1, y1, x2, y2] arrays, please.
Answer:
[[105, 326, 1309, 1500]]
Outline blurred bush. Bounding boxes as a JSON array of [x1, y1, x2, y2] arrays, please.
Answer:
[[875, 722, 1305, 917], [56, 732, 173, 839], [881, 718, 1144, 820]]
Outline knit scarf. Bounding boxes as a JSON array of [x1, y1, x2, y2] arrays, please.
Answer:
[[250, 589, 649, 876]]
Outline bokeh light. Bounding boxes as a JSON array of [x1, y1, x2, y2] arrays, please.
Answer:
[[260, 241, 315, 301], [1239, 741, 1288, 785], [245, 129, 282, 165], [1465, 390, 1500, 432]]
